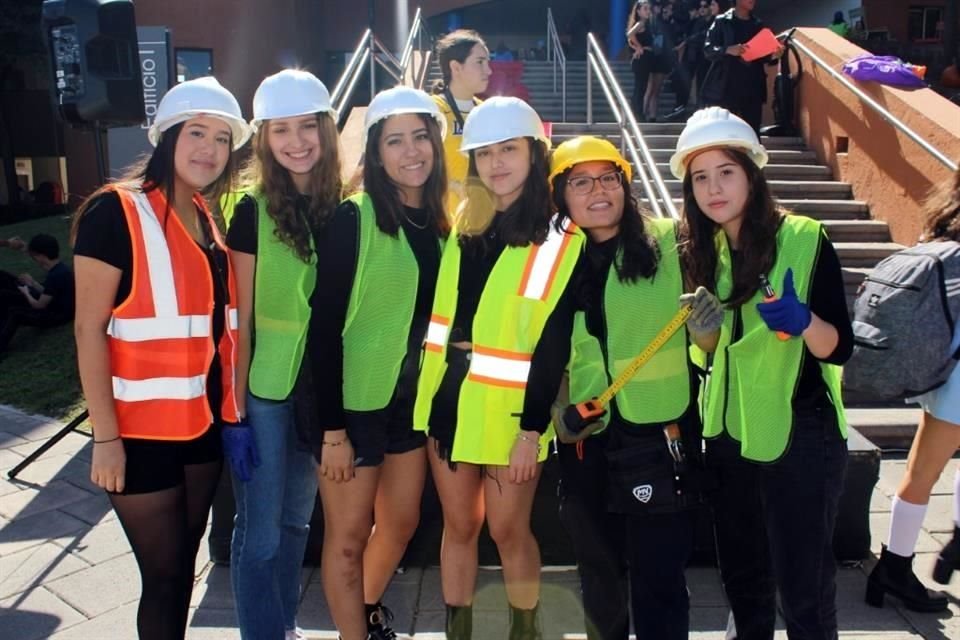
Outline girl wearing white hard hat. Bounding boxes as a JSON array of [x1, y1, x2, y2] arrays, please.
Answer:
[[431, 29, 491, 215], [220, 69, 341, 640], [72, 76, 251, 638], [305, 85, 448, 640], [413, 96, 584, 640], [548, 136, 721, 640], [673, 107, 852, 638]]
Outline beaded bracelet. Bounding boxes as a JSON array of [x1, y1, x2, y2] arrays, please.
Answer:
[[516, 433, 541, 453]]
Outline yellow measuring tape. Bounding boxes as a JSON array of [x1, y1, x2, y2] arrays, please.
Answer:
[[594, 304, 693, 408]]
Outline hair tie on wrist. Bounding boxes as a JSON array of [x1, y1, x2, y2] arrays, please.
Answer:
[[94, 435, 121, 444]]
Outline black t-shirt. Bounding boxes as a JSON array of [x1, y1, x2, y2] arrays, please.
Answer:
[[73, 190, 229, 420], [41, 262, 75, 321], [225, 193, 317, 256], [307, 200, 442, 431]]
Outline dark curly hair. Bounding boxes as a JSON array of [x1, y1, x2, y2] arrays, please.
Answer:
[[242, 112, 343, 262]]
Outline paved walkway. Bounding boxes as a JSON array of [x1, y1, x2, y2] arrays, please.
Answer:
[[1, 405, 958, 639]]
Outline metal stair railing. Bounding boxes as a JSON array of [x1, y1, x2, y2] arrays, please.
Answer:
[[330, 7, 434, 125], [546, 7, 567, 122], [586, 32, 677, 219], [789, 35, 957, 172]]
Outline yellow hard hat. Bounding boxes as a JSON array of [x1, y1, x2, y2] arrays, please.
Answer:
[[549, 136, 633, 185]]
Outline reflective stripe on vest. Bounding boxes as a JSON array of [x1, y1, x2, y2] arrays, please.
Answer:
[[108, 186, 240, 440], [414, 215, 584, 465], [425, 314, 450, 353]]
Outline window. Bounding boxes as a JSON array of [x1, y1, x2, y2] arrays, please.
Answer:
[[908, 6, 944, 42], [174, 48, 213, 83]]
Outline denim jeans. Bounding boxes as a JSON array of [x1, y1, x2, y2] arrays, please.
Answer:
[[707, 405, 848, 640], [231, 392, 318, 639]]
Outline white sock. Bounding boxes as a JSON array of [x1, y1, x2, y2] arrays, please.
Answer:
[[953, 468, 960, 529], [887, 497, 928, 557]]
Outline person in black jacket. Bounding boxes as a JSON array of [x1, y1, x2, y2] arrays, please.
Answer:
[[700, 0, 782, 134]]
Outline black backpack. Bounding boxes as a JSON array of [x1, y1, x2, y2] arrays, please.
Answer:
[[843, 241, 960, 399]]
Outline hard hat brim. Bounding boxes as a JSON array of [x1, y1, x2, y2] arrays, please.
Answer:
[[250, 106, 339, 132], [669, 140, 768, 179], [362, 108, 447, 148], [460, 133, 552, 155], [149, 110, 253, 150]]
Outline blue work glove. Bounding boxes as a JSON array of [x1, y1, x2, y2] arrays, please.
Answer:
[[221, 418, 260, 482], [755, 268, 812, 337]]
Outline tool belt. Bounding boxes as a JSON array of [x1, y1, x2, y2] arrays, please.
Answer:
[[605, 416, 709, 515]]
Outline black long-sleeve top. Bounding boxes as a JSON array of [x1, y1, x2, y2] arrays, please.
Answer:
[[306, 200, 441, 431], [437, 215, 582, 434]]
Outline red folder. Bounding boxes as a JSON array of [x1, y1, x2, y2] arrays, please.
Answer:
[[742, 28, 780, 62]]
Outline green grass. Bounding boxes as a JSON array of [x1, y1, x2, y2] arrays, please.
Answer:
[[0, 215, 85, 420]]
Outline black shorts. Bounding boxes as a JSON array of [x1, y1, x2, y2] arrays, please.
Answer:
[[114, 423, 223, 495]]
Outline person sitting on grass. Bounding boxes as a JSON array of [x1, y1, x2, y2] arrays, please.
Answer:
[[0, 233, 75, 353]]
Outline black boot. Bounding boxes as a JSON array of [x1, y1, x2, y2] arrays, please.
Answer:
[[365, 602, 396, 640], [508, 603, 542, 640], [865, 545, 948, 612], [933, 525, 960, 585], [445, 604, 472, 640]]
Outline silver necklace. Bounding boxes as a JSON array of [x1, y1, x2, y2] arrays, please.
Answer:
[[403, 210, 428, 230]]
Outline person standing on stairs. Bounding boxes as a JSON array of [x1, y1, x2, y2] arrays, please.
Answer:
[[431, 29, 491, 215], [700, 0, 782, 135], [549, 136, 720, 640], [627, 2, 655, 121], [865, 167, 960, 613], [221, 69, 341, 640], [306, 86, 448, 640], [73, 77, 251, 640], [414, 96, 584, 640], [675, 107, 853, 639]]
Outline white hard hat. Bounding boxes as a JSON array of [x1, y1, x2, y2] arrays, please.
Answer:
[[148, 76, 251, 150], [363, 86, 446, 147], [669, 107, 768, 179], [251, 69, 336, 130], [460, 96, 551, 154]]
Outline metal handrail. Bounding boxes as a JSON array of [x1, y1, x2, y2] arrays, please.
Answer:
[[330, 7, 434, 124], [586, 33, 677, 218], [546, 8, 567, 121], [789, 35, 957, 172]]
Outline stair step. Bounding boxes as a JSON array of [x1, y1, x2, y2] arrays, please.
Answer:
[[645, 179, 852, 198], [844, 407, 920, 447], [644, 162, 833, 180], [834, 242, 904, 268], [821, 220, 891, 243], [637, 198, 869, 219]]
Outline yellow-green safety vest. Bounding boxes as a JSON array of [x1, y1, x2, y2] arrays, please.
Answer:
[[702, 215, 847, 462], [569, 217, 691, 424], [222, 192, 316, 401], [414, 217, 585, 464]]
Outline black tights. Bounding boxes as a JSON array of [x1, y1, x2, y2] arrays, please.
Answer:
[[109, 460, 223, 640]]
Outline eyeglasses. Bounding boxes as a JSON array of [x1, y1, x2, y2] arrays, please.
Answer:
[[566, 171, 623, 195]]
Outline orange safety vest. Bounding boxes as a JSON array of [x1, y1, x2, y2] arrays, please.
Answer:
[[107, 186, 240, 440]]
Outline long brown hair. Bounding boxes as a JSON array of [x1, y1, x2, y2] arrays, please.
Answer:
[[552, 165, 659, 282], [679, 148, 783, 306], [461, 138, 553, 251], [922, 166, 960, 242], [72, 121, 239, 242], [361, 113, 449, 238], [432, 29, 487, 94], [241, 112, 342, 262], [628, 1, 650, 36]]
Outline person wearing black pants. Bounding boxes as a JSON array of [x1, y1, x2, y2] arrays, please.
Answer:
[[549, 136, 723, 640], [627, 2, 654, 120], [699, 0, 782, 134]]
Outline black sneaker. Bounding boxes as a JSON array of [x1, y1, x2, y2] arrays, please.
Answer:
[[366, 602, 397, 640]]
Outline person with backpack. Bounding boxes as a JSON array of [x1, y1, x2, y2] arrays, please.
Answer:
[[306, 86, 448, 640], [414, 97, 583, 640], [431, 29, 491, 214], [863, 168, 960, 612], [221, 69, 341, 640], [674, 107, 853, 639], [549, 136, 721, 640]]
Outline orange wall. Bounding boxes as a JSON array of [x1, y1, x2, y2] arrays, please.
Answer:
[[794, 27, 960, 245]]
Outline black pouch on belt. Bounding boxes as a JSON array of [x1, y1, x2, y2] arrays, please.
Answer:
[[605, 433, 681, 514]]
